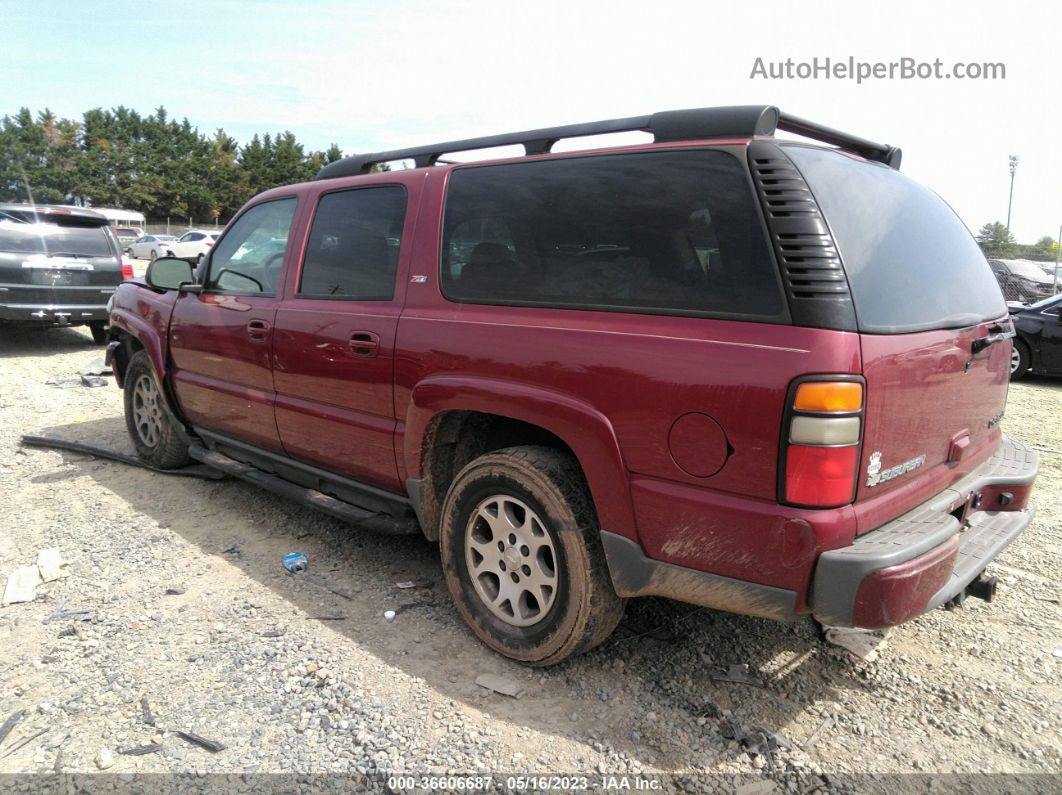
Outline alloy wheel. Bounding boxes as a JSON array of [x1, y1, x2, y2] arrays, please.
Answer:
[[464, 494, 558, 627]]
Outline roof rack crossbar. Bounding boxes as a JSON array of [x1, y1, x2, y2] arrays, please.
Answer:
[[315, 105, 900, 180], [777, 112, 901, 169]]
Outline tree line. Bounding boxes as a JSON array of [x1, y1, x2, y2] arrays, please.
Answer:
[[976, 222, 1057, 261], [0, 106, 348, 223]]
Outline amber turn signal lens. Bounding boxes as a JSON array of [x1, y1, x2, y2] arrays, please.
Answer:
[[793, 382, 862, 412]]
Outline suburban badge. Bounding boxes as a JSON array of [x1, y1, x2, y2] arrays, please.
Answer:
[[866, 451, 927, 487]]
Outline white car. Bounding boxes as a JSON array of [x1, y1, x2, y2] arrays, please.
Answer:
[[160, 229, 222, 263], [126, 234, 177, 260]]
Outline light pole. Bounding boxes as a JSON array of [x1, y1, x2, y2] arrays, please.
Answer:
[[1006, 155, 1019, 232]]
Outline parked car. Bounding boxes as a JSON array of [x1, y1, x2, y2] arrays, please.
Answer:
[[127, 234, 177, 260], [988, 258, 1057, 302], [105, 105, 1038, 664], [0, 203, 124, 343], [1008, 293, 1062, 379], [114, 226, 144, 246], [159, 229, 221, 263]]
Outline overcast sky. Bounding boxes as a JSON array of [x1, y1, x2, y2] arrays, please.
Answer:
[[5, 0, 1060, 243]]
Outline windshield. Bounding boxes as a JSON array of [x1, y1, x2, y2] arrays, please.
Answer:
[[784, 144, 1006, 333], [0, 217, 116, 257]]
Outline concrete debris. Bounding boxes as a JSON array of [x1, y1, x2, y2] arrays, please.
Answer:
[[35, 548, 67, 582], [475, 673, 525, 699], [2, 565, 40, 606], [823, 625, 890, 662]]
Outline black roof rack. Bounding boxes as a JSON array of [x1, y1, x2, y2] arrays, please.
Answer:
[[316, 105, 901, 180]]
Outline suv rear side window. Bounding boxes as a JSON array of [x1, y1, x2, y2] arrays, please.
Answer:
[[298, 186, 406, 300], [784, 144, 1006, 333], [206, 198, 296, 294], [441, 151, 783, 319]]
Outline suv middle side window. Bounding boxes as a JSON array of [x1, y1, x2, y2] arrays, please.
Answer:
[[298, 186, 407, 300]]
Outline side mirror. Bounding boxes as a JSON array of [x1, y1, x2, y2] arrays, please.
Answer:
[[145, 257, 195, 292]]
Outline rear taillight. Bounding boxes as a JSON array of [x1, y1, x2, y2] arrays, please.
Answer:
[[781, 378, 864, 508], [121, 256, 134, 280]]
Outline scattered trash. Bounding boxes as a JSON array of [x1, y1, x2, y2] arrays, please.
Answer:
[[710, 663, 766, 689], [140, 696, 156, 727], [383, 610, 396, 622], [164, 586, 186, 596], [307, 615, 347, 621], [395, 579, 432, 590], [94, 747, 115, 769], [43, 598, 95, 623], [79, 358, 110, 377], [19, 436, 228, 480], [822, 625, 889, 662], [45, 378, 86, 389], [222, 545, 241, 556], [282, 552, 308, 573], [1053, 644, 1062, 659], [57, 625, 77, 638], [0, 710, 25, 747], [120, 743, 163, 756], [475, 673, 526, 699], [36, 548, 67, 582], [0, 728, 50, 760], [80, 374, 108, 388], [802, 715, 834, 751], [2, 565, 40, 606], [301, 574, 353, 600], [175, 731, 226, 753]]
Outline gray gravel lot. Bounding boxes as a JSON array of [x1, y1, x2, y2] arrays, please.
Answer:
[[0, 324, 1059, 790]]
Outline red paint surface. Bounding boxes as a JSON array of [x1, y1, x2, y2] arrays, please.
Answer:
[[107, 137, 1033, 614], [852, 534, 959, 628]]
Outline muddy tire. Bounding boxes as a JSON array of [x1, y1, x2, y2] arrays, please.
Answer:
[[123, 350, 189, 469], [439, 446, 625, 665]]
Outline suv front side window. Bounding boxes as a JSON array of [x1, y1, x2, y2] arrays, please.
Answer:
[[205, 198, 297, 294]]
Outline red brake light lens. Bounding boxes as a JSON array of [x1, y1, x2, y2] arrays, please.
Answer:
[[785, 445, 859, 507]]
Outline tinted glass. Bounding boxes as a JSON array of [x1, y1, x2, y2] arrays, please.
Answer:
[[441, 151, 782, 318], [0, 213, 115, 257], [298, 186, 406, 300], [206, 198, 296, 294], [785, 144, 1006, 333]]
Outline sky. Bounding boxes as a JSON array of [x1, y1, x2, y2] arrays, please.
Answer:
[[5, 0, 1060, 244]]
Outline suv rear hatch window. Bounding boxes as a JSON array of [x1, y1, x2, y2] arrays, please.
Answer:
[[0, 208, 121, 288], [783, 145, 1011, 528], [783, 144, 1006, 334]]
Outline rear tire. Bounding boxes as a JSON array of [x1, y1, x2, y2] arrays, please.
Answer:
[[123, 350, 189, 468], [1010, 340, 1030, 380], [439, 446, 625, 665], [89, 321, 108, 345]]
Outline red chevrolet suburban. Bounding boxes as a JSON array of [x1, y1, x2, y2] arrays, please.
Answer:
[[105, 106, 1038, 665]]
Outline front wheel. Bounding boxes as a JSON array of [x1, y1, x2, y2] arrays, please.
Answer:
[[439, 446, 625, 665], [1010, 340, 1030, 380], [123, 350, 190, 468]]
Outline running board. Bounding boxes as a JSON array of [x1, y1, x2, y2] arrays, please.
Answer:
[[188, 443, 421, 535]]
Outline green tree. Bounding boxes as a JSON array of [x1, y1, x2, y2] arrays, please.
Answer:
[[976, 221, 1016, 258]]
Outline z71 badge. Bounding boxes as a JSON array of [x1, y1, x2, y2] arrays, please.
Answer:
[[866, 451, 926, 487]]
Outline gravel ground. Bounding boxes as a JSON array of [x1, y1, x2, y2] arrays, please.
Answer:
[[0, 324, 1059, 791]]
